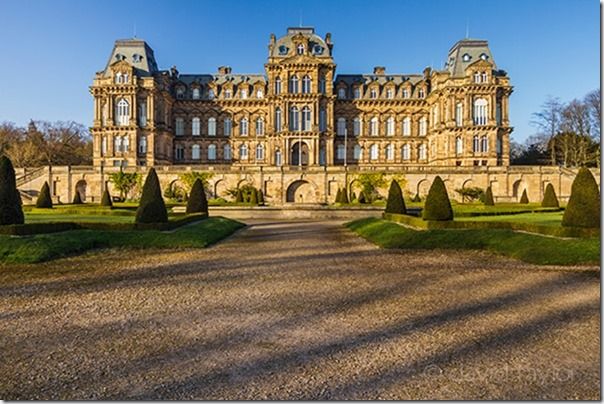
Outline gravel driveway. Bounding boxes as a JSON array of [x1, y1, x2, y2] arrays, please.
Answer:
[[0, 219, 599, 400]]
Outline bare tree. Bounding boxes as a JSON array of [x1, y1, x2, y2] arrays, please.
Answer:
[[584, 90, 601, 139], [530, 96, 563, 165]]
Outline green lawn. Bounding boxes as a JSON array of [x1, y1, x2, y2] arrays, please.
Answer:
[[347, 217, 600, 266], [0, 217, 245, 264]]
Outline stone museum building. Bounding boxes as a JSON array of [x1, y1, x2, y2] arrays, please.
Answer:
[[15, 27, 596, 205]]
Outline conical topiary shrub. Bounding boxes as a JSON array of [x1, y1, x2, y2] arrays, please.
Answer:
[[101, 188, 113, 207], [412, 193, 421, 203], [422, 176, 453, 221], [484, 186, 495, 206], [351, 191, 357, 202], [562, 167, 600, 228], [186, 178, 208, 215], [249, 187, 258, 205], [335, 188, 342, 204], [235, 188, 244, 203], [341, 187, 349, 204], [135, 168, 168, 223], [358, 191, 366, 204], [72, 190, 83, 204], [519, 189, 529, 204], [258, 190, 265, 205], [36, 181, 53, 208], [0, 155, 24, 225], [385, 180, 407, 214], [541, 183, 559, 208]]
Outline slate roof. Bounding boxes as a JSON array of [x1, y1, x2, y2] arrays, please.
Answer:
[[335, 74, 425, 86], [444, 38, 496, 77], [102, 38, 159, 77]]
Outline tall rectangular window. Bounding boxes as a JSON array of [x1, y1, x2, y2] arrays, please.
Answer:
[[208, 118, 216, 136], [192, 117, 200, 136], [224, 118, 232, 136], [175, 118, 184, 136], [138, 102, 147, 128]]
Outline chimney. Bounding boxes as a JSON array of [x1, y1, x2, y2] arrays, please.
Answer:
[[373, 66, 386, 75], [218, 66, 232, 75]]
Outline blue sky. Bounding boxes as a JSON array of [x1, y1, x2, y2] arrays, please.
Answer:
[[0, 0, 599, 142]]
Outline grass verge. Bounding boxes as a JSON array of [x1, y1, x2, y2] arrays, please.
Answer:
[[346, 217, 600, 266], [0, 217, 244, 264]]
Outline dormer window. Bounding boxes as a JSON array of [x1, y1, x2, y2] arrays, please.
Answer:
[[386, 89, 394, 99], [418, 89, 425, 98], [192, 88, 200, 99], [402, 88, 410, 99], [241, 89, 248, 99], [115, 53, 126, 61], [132, 54, 143, 63], [224, 89, 232, 99], [176, 87, 185, 99], [278, 45, 288, 55], [114, 72, 128, 84], [462, 53, 471, 62], [480, 53, 489, 61], [296, 44, 305, 55], [313, 45, 324, 55], [370, 88, 377, 99]]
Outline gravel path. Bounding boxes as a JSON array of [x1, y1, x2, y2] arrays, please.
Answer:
[[0, 219, 600, 400]]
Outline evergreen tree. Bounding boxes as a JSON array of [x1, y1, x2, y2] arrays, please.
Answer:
[[235, 188, 244, 203], [335, 188, 342, 204], [422, 176, 453, 221], [135, 168, 168, 223], [484, 186, 495, 206], [351, 191, 357, 202], [541, 183, 559, 208], [412, 193, 422, 203], [186, 178, 208, 214], [519, 189, 529, 204], [72, 190, 83, 204], [358, 191, 366, 204], [249, 187, 258, 205], [385, 180, 407, 214], [101, 189, 113, 207], [36, 181, 53, 208], [341, 187, 350, 204], [0, 155, 24, 225], [258, 190, 265, 205], [562, 167, 600, 228]]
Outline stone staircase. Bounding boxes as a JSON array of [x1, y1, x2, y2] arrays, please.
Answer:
[[16, 167, 47, 203]]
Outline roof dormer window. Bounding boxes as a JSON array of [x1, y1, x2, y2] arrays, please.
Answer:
[[296, 44, 305, 55], [115, 53, 126, 61], [480, 53, 489, 61], [313, 45, 324, 55], [132, 53, 143, 63], [278, 45, 288, 55], [462, 53, 471, 62]]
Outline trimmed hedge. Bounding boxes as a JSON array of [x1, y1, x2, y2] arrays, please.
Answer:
[[562, 167, 600, 228], [520, 189, 529, 204], [72, 190, 83, 205], [483, 186, 495, 206], [385, 180, 406, 214], [36, 181, 53, 208], [101, 189, 113, 207], [383, 212, 599, 238], [422, 176, 453, 221], [0, 155, 24, 225], [541, 183, 559, 208], [186, 179, 208, 214], [135, 168, 168, 224]]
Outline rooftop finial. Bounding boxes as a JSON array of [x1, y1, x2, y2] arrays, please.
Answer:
[[133, 21, 137, 39], [465, 19, 470, 38]]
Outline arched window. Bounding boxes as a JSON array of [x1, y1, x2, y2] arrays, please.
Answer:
[[255, 144, 264, 160], [192, 144, 201, 160], [473, 98, 488, 125], [370, 88, 378, 99], [336, 144, 345, 160], [208, 144, 216, 160], [402, 88, 410, 98], [418, 89, 425, 98], [319, 108, 327, 131], [176, 87, 185, 99], [351, 87, 360, 99], [239, 118, 248, 136], [192, 88, 200, 99], [418, 144, 427, 160], [224, 117, 232, 136], [386, 117, 395, 136], [402, 144, 410, 161], [370, 117, 379, 136], [256, 118, 264, 135], [386, 143, 394, 160], [338, 87, 346, 99], [289, 106, 299, 131], [275, 107, 282, 132], [482, 72, 488, 83], [115, 98, 130, 126], [370, 144, 379, 160], [297, 43, 304, 55], [353, 144, 362, 160], [208, 117, 216, 136], [337, 117, 346, 136], [275, 149, 282, 166], [419, 117, 427, 136], [239, 144, 248, 160], [402, 117, 411, 136], [138, 135, 146, 154], [353, 117, 362, 136], [289, 75, 299, 94], [240, 88, 248, 99], [114, 72, 122, 84], [302, 75, 312, 93], [455, 136, 463, 155], [122, 135, 129, 152], [175, 117, 184, 136], [474, 72, 481, 83], [473, 135, 480, 152], [319, 77, 326, 94], [175, 144, 184, 160], [386, 88, 394, 99], [455, 102, 463, 127], [256, 89, 264, 98], [274, 77, 281, 94], [481, 135, 489, 152], [301, 107, 312, 131], [208, 89, 215, 99], [223, 144, 232, 160], [192, 117, 200, 136]]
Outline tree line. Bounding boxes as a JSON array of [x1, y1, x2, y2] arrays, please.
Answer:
[[511, 89, 600, 167], [0, 120, 92, 168]]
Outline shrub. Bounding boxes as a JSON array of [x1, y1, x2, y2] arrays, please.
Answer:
[[341, 187, 349, 204], [385, 180, 406, 214], [135, 168, 168, 223], [519, 189, 529, 204], [101, 189, 113, 207], [235, 188, 244, 203], [186, 178, 208, 215], [455, 186, 484, 203], [0, 155, 24, 225], [541, 183, 559, 208], [562, 167, 600, 228], [483, 186, 495, 206], [358, 191, 366, 204], [258, 190, 265, 205], [351, 191, 357, 202], [72, 190, 83, 205], [411, 193, 421, 203], [249, 187, 258, 205], [335, 188, 342, 204], [36, 181, 53, 208], [422, 176, 453, 221]]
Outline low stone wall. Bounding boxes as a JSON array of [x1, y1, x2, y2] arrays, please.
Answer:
[[208, 206, 383, 220]]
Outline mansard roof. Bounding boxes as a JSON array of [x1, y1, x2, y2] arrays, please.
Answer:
[[335, 74, 424, 86], [269, 27, 332, 59], [178, 74, 267, 86], [102, 38, 159, 77], [445, 38, 497, 77]]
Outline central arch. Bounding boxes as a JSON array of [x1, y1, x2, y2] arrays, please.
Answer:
[[286, 179, 318, 203], [291, 141, 309, 166]]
